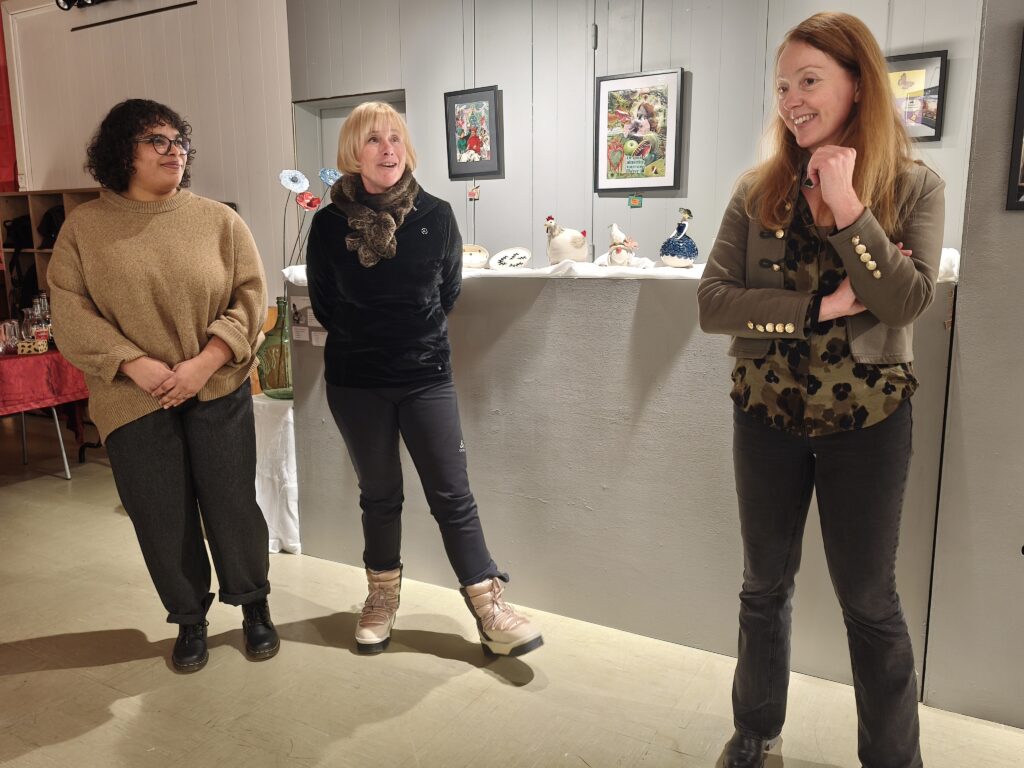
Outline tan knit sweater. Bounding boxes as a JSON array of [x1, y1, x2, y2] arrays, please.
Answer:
[[49, 189, 268, 441]]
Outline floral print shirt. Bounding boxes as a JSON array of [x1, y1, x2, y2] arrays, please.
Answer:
[[730, 194, 917, 437]]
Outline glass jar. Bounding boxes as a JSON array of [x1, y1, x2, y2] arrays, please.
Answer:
[[20, 307, 34, 340], [255, 296, 293, 399]]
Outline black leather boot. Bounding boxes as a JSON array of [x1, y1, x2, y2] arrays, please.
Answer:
[[241, 599, 280, 660], [723, 730, 775, 768], [171, 620, 208, 673]]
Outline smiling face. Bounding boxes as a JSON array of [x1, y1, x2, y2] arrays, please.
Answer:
[[357, 121, 407, 194], [126, 122, 186, 201], [776, 40, 859, 152]]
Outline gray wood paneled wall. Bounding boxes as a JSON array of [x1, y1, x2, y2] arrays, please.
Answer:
[[288, 0, 978, 266], [2, 0, 295, 298], [925, 0, 1024, 730]]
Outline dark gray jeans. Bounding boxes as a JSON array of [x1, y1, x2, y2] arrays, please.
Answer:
[[105, 381, 270, 625], [731, 400, 921, 768], [326, 379, 503, 586]]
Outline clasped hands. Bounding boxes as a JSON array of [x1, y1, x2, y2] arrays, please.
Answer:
[[121, 356, 215, 409]]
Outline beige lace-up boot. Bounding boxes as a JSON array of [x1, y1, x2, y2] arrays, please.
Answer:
[[461, 577, 543, 657], [355, 567, 401, 654]]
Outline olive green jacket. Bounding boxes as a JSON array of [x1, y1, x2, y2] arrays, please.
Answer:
[[697, 162, 945, 364]]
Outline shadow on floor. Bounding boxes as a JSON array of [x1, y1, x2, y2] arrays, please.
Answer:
[[1, 611, 532, 686], [0, 613, 536, 764]]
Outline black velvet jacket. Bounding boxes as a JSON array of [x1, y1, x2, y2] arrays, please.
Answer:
[[306, 189, 463, 387]]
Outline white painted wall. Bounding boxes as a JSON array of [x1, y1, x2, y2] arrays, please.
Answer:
[[2, 0, 295, 298]]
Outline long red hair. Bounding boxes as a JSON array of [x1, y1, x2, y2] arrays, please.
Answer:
[[744, 12, 917, 237]]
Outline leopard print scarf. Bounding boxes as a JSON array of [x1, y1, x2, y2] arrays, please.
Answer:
[[330, 168, 420, 268]]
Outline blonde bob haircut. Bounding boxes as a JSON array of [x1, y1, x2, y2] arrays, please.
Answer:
[[336, 101, 418, 176], [743, 12, 916, 237]]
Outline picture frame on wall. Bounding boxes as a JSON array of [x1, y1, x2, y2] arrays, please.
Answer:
[[885, 50, 948, 142], [1006, 30, 1024, 210], [443, 85, 504, 181], [594, 68, 684, 192]]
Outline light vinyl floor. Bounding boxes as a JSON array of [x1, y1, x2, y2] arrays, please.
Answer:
[[1, 413, 1021, 767]]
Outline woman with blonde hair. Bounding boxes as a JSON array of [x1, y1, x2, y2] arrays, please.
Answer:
[[305, 102, 543, 657], [698, 13, 943, 768]]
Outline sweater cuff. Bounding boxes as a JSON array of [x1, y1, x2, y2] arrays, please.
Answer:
[[103, 344, 146, 384], [207, 319, 253, 364]]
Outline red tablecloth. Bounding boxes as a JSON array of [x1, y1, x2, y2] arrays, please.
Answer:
[[0, 349, 89, 417]]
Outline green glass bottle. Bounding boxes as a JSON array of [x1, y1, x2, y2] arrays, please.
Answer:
[[256, 296, 293, 399]]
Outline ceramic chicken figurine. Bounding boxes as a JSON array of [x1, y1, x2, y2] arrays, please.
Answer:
[[660, 208, 698, 267], [544, 216, 588, 262], [607, 222, 637, 266]]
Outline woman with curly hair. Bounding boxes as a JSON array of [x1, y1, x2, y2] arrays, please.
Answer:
[[698, 12, 943, 768], [49, 99, 278, 673]]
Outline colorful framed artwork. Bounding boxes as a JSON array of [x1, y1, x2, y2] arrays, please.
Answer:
[[443, 85, 504, 180], [595, 68, 684, 192], [886, 50, 948, 142], [1007, 30, 1024, 210]]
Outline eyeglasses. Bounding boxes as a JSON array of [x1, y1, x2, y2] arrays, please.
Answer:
[[135, 135, 191, 155]]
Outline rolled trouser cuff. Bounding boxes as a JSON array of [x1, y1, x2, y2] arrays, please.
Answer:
[[219, 582, 271, 607], [167, 591, 215, 624]]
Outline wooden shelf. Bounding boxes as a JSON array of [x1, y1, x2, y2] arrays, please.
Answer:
[[1, 187, 101, 317]]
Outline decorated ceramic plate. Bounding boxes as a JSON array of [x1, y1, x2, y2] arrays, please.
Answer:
[[488, 247, 532, 269]]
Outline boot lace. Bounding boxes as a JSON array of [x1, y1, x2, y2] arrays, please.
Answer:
[[479, 581, 527, 632], [244, 601, 271, 626], [182, 620, 207, 641], [360, 586, 399, 628]]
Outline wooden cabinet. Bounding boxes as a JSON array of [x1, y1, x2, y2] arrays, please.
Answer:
[[0, 188, 100, 318]]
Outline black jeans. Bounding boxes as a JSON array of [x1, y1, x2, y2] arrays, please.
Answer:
[[105, 381, 270, 625], [731, 401, 921, 768], [326, 379, 503, 586]]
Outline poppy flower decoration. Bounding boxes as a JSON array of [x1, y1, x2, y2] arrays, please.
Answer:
[[279, 170, 310, 194], [277, 169, 326, 268], [319, 167, 342, 187], [296, 192, 321, 211]]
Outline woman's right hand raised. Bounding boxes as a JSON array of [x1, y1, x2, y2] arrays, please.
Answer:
[[818, 277, 865, 322], [120, 356, 174, 395]]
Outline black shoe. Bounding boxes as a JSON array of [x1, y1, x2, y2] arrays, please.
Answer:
[[242, 599, 280, 660], [723, 730, 777, 768], [171, 620, 208, 673]]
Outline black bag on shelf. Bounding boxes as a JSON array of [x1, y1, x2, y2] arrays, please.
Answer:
[[3, 214, 32, 249], [38, 205, 65, 249], [9, 254, 38, 312], [4, 213, 38, 312]]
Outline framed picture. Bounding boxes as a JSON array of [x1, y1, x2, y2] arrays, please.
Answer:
[[1007, 30, 1024, 210], [443, 85, 504, 180], [595, 68, 684, 191], [885, 50, 948, 142]]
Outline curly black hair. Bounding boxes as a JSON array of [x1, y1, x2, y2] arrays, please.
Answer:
[[85, 99, 196, 192]]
